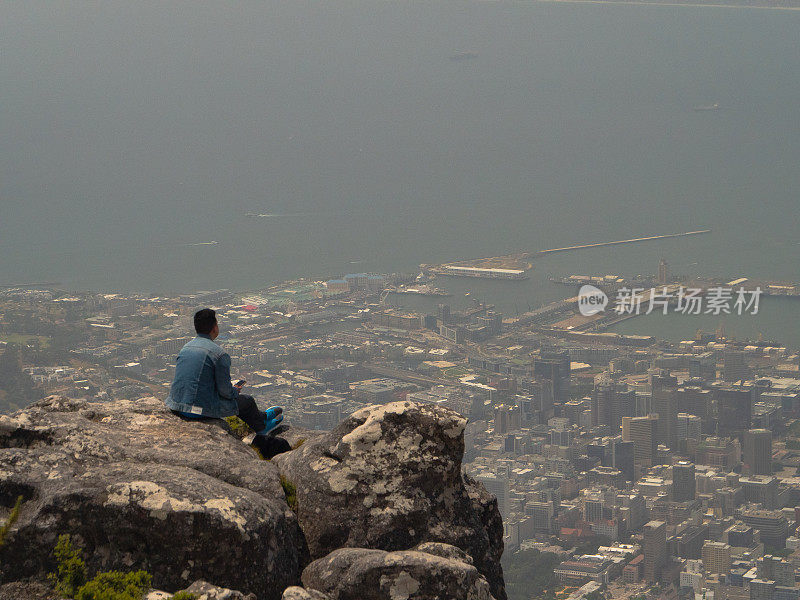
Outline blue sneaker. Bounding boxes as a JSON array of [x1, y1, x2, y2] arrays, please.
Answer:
[[264, 406, 283, 421], [257, 413, 283, 436]]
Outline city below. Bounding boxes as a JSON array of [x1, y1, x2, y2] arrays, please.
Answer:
[[2, 255, 800, 600]]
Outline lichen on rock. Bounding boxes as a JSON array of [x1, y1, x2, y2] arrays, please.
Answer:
[[273, 401, 505, 600], [0, 396, 505, 600]]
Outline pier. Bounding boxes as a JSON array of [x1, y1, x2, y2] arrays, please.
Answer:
[[537, 229, 711, 255]]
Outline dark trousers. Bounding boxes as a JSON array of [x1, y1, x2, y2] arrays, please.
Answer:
[[236, 394, 267, 431], [237, 394, 290, 459]]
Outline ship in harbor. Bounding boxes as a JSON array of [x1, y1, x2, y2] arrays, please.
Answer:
[[693, 103, 720, 112]]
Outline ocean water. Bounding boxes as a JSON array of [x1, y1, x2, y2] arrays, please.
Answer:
[[1, 1, 799, 343]]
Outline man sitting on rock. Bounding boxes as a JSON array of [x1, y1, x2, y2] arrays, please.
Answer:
[[166, 308, 290, 459]]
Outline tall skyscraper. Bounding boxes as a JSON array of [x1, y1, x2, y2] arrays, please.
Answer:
[[723, 350, 750, 383], [743, 428, 773, 476], [476, 472, 510, 519], [651, 372, 678, 449], [673, 461, 696, 502], [533, 349, 571, 404], [592, 379, 636, 432], [623, 414, 658, 470], [657, 258, 670, 285], [613, 439, 636, 483], [676, 413, 702, 442], [677, 385, 713, 433], [644, 520, 667, 582], [494, 404, 520, 435], [716, 385, 753, 437]]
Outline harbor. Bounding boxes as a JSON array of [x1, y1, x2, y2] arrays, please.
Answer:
[[421, 229, 711, 281]]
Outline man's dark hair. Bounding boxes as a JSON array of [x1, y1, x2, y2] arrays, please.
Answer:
[[194, 308, 217, 335]]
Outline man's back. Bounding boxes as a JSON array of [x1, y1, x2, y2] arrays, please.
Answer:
[[165, 334, 238, 418]]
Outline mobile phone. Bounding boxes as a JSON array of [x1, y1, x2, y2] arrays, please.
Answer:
[[235, 379, 246, 387]]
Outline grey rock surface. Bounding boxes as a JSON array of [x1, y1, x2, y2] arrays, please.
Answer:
[[0, 582, 57, 600], [273, 401, 505, 600], [180, 579, 258, 599], [0, 396, 306, 600], [301, 547, 495, 600], [281, 587, 331, 600], [412, 541, 473, 564]]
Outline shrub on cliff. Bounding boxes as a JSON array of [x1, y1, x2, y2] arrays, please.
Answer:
[[49, 535, 152, 600], [0, 496, 22, 548]]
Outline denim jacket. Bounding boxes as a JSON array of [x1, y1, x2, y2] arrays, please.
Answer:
[[165, 334, 239, 418]]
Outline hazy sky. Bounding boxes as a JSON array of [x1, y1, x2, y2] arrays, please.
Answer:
[[1, 1, 799, 293]]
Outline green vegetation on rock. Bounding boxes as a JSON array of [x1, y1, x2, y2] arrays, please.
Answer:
[[49, 535, 152, 600], [280, 474, 298, 511], [0, 495, 23, 548], [224, 415, 252, 438], [50, 535, 89, 598], [75, 571, 152, 600]]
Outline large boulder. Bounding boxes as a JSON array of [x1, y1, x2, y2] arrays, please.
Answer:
[[0, 396, 306, 600], [300, 547, 495, 600], [273, 401, 505, 600]]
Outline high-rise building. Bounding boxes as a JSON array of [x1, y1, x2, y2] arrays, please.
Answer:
[[750, 579, 775, 600], [743, 428, 773, 476], [702, 541, 732, 575], [657, 259, 670, 285], [586, 436, 635, 482], [723, 351, 751, 383], [592, 379, 636, 432], [564, 398, 591, 425], [623, 414, 658, 470], [677, 385, 714, 433], [676, 413, 702, 442], [617, 493, 648, 532], [757, 555, 796, 587], [585, 498, 606, 523], [437, 304, 451, 324], [695, 436, 741, 470], [673, 461, 697, 502], [740, 476, 779, 509], [476, 472, 510, 519], [551, 425, 573, 447], [716, 386, 753, 437], [533, 349, 571, 403], [689, 352, 717, 381], [644, 520, 667, 582], [739, 508, 789, 548], [613, 439, 636, 483], [651, 372, 679, 449], [494, 404, 520, 435], [526, 501, 556, 534]]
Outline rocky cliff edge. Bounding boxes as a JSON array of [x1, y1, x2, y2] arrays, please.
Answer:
[[0, 396, 505, 600]]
